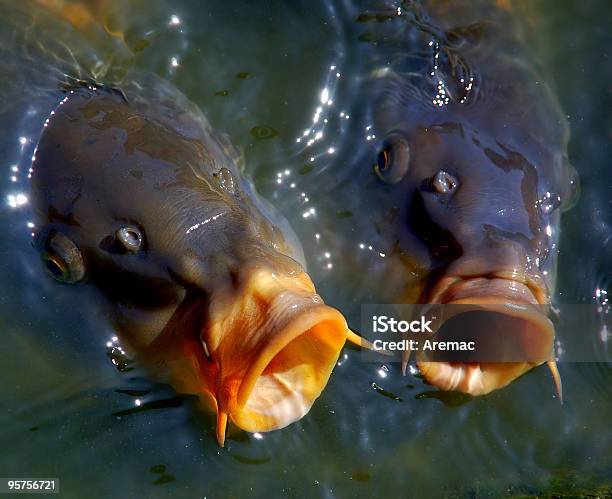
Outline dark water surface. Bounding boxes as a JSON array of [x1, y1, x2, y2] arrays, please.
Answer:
[[0, 1, 610, 497]]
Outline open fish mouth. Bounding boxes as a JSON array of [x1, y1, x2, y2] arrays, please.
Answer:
[[185, 267, 348, 446], [217, 296, 347, 441], [413, 274, 561, 397]]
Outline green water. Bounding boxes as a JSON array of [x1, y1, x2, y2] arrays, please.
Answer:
[[0, 1, 610, 497]]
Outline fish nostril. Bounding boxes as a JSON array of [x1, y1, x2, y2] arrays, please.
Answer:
[[116, 226, 143, 252], [432, 170, 459, 194]]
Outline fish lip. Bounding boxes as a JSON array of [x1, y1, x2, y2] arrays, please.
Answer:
[[427, 271, 549, 306], [200, 268, 348, 436], [416, 272, 554, 395], [233, 303, 347, 423], [416, 361, 540, 396]]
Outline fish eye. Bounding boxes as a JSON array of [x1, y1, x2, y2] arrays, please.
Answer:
[[42, 232, 85, 283], [374, 136, 410, 184], [376, 146, 391, 172], [432, 170, 459, 194], [116, 225, 143, 252]]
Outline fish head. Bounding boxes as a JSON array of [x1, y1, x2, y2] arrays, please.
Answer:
[[372, 72, 579, 394], [30, 84, 348, 444]]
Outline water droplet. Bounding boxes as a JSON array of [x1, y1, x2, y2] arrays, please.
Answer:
[[106, 343, 134, 372], [215, 167, 236, 195], [537, 191, 561, 215], [536, 246, 551, 270], [594, 287, 610, 315]]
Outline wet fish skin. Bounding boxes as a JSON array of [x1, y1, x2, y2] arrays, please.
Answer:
[[30, 73, 349, 445]]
